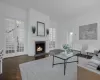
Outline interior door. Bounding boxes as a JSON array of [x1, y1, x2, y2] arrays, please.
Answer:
[[4, 18, 25, 58]]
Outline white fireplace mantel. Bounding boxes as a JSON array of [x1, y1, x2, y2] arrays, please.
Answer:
[[33, 36, 49, 41], [28, 36, 49, 56]]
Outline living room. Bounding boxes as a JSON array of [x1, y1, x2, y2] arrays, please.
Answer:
[[0, 0, 100, 80]]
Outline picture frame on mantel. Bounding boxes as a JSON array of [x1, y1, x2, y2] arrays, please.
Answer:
[[37, 21, 45, 36]]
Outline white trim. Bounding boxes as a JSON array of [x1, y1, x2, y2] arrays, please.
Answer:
[[3, 53, 27, 58]]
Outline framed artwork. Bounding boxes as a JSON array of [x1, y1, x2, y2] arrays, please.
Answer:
[[37, 21, 45, 36], [79, 23, 97, 40]]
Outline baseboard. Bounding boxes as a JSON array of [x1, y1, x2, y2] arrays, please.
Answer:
[[3, 53, 28, 59]]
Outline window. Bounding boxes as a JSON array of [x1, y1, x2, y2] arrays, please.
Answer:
[[67, 32, 73, 47], [5, 18, 24, 54], [49, 28, 56, 48]]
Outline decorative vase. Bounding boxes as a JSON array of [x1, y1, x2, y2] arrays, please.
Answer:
[[63, 44, 72, 56], [64, 50, 68, 56]]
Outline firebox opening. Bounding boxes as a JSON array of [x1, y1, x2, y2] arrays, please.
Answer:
[[37, 46, 43, 52], [35, 41, 45, 55]]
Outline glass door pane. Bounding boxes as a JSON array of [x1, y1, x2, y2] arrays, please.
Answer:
[[5, 19, 16, 54], [5, 18, 25, 57], [16, 20, 24, 53]]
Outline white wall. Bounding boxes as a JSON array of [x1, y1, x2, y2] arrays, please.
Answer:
[[0, 2, 6, 53], [57, 21, 70, 48], [0, 2, 27, 58], [58, 9, 100, 49], [28, 8, 50, 56], [0, 2, 59, 57], [28, 8, 59, 56]]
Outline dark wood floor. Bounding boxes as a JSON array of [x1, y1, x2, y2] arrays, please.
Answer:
[[2, 55, 36, 80]]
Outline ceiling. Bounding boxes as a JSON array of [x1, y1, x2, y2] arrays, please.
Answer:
[[0, 0, 100, 21]]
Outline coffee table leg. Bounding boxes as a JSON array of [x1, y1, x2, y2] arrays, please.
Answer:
[[77, 56, 79, 64], [64, 60, 66, 75], [52, 55, 54, 67]]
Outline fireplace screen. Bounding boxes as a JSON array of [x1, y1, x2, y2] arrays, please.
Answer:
[[35, 41, 45, 54]]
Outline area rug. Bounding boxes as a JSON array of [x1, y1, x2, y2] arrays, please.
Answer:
[[19, 56, 77, 80]]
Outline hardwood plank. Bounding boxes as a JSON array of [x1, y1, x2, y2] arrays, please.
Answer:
[[2, 54, 48, 80], [3, 55, 35, 80]]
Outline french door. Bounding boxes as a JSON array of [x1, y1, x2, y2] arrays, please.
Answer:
[[4, 18, 25, 58]]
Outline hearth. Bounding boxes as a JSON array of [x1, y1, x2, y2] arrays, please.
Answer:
[[35, 41, 45, 55]]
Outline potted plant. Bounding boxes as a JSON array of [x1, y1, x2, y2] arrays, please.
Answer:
[[62, 44, 72, 55]]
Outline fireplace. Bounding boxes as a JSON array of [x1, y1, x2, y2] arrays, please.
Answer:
[[35, 41, 45, 55]]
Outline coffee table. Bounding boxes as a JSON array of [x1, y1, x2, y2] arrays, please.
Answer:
[[52, 52, 79, 75]]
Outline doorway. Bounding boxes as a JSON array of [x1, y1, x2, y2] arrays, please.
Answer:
[[4, 18, 25, 58]]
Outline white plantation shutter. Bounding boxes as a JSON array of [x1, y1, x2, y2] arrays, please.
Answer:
[[49, 28, 56, 48]]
